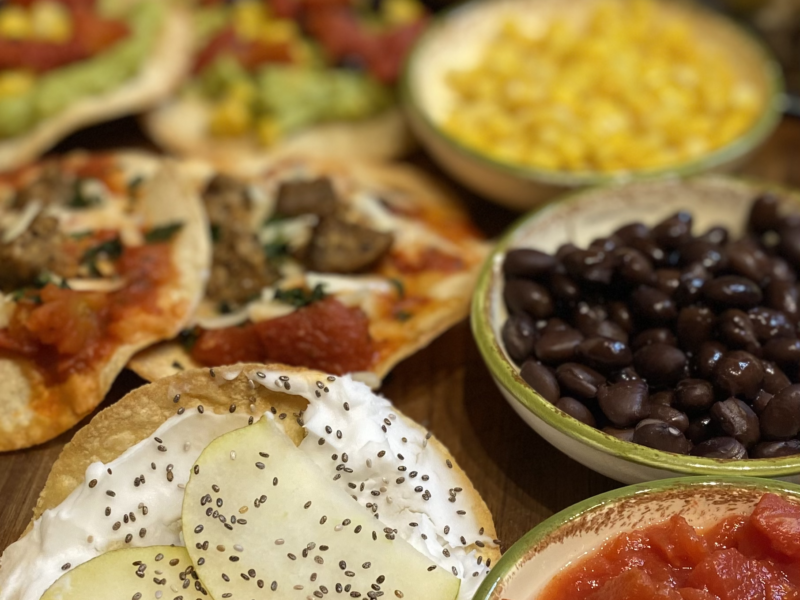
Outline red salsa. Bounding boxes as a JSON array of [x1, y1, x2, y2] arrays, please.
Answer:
[[0, 242, 174, 383], [191, 297, 376, 375], [538, 493, 800, 600]]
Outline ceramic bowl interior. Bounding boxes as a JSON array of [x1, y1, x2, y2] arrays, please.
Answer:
[[472, 176, 800, 479], [475, 477, 800, 600], [403, 0, 784, 209]]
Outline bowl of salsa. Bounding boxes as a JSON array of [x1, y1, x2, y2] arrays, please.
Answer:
[[474, 476, 800, 600]]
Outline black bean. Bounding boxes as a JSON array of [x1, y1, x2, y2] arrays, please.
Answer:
[[540, 317, 570, 333], [519, 361, 560, 404], [748, 193, 782, 233], [752, 439, 800, 458], [652, 212, 693, 250], [654, 269, 681, 296], [555, 363, 606, 399], [686, 415, 717, 444], [603, 427, 635, 442], [650, 390, 675, 406], [764, 280, 799, 318], [615, 247, 655, 285], [679, 240, 726, 272], [597, 380, 650, 427], [634, 343, 687, 386], [649, 404, 689, 433], [675, 379, 715, 413], [631, 286, 677, 323], [698, 226, 729, 245], [710, 398, 760, 448], [726, 239, 771, 286], [563, 248, 615, 284], [762, 361, 791, 395], [693, 342, 727, 379], [763, 338, 800, 369], [674, 263, 712, 305], [608, 302, 635, 333], [717, 309, 759, 352], [503, 279, 554, 319], [747, 307, 795, 342], [632, 421, 691, 454], [534, 328, 584, 364], [713, 351, 764, 400], [779, 226, 800, 268], [768, 257, 796, 284], [590, 236, 623, 253], [555, 397, 596, 427], [613, 222, 650, 244], [549, 272, 581, 302], [576, 337, 633, 371], [501, 314, 537, 364], [610, 367, 641, 383], [573, 303, 607, 331], [704, 276, 763, 309], [691, 437, 748, 459], [676, 306, 715, 351], [752, 390, 774, 414], [760, 384, 800, 440], [632, 328, 677, 351], [503, 249, 557, 279], [629, 237, 667, 266]]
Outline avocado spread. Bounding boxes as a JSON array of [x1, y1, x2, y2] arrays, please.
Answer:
[[0, 1, 162, 139]]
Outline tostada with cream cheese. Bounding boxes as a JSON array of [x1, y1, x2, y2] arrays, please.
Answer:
[[143, 0, 426, 170], [129, 156, 488, 387], [0, 0, 191, 171], [0, 151, 209, 451], [0, 364, 500, 600]]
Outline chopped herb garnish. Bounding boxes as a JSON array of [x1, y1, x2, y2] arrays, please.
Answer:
[[67, 180, 101, 209], [263, 213, 290, 226], [179, 328, 199, 351], [172, 360, 185, 371], [69, 230, 93, 240], [395, 310, 413, 322], [11, 289, 41, 304], [128, 176, 145, 192], [219, 301, 234, 315], [389, 278, 405, 299], [144, 222, 184, 244], [263, 240, 290, 260], [34, 271, 56, 288], [274, 283, 326, 308], [82, 238, 123, 276], [10, 289, 26, 301], [210, 224, 221, 243]]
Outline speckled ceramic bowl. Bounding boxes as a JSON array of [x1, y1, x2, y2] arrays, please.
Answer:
[[473, 477, 800, 600], [471, 176, 800, 484], [402, 0, 785, 210]]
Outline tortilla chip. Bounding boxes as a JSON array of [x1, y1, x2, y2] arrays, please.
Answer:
[[0, 152, 210, 451], [0, 5, 192, 172]]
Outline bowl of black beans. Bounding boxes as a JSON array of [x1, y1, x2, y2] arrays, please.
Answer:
[[472, 176, 800, 484]]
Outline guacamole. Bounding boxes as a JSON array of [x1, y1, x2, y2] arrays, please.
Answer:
[[0, 1, 162, 139]]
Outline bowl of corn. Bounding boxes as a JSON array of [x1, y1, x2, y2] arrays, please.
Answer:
[[402, 0, 785, 210]]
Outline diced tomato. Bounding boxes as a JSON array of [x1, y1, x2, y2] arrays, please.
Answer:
[[192, 326, 264, 366], [678, 589, 720, 600], [191, 297, 376, 374], [25, 285, 107, 355], [7, 0, 96, 8], [193, 26, 292, 73], [587, 570, 683, 600], [750, 494, 800, 561], [705, 516, 748, 552], [268, 0, 302, 19], [71, 8, 129, 55], [734, 520, 776, 562], [648, 515, 710, 569], [686, 548, 799, 600]]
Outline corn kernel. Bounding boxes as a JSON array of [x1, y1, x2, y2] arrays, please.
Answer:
[[31, 1, 72, 43], [256, 116, 281, 147], [443, 0, 763, 173], [0, 6, 32, 40], [232, 0, 267, 41], [383, 0, 424, 25], [0, 70, 35, 99], [209, 98, 252, 137]]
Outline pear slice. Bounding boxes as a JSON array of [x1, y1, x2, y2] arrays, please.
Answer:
[[183, 416, 460, 599], [41, 546, 198, 600]]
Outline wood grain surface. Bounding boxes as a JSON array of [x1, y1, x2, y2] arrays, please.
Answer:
[[1, 116, 798, 559]]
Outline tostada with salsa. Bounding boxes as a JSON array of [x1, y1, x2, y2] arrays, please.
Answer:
[[0, 152, 209, 450], [0, 0, 192, 171], [129, 157, 488, 387], [144, 0, 427, 170]]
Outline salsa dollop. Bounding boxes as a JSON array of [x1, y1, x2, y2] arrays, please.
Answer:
[[538, 493, 800, 600]]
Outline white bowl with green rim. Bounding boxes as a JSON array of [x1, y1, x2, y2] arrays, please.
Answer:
[[472, 476, 800, 600], [471, 175, 800, 485], [401, 0, 785, 211]]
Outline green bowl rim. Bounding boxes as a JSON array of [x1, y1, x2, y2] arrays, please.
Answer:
[[470, 175, 800, 477], [401, 0, 786, 187], [472, 475, 800, 600]]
